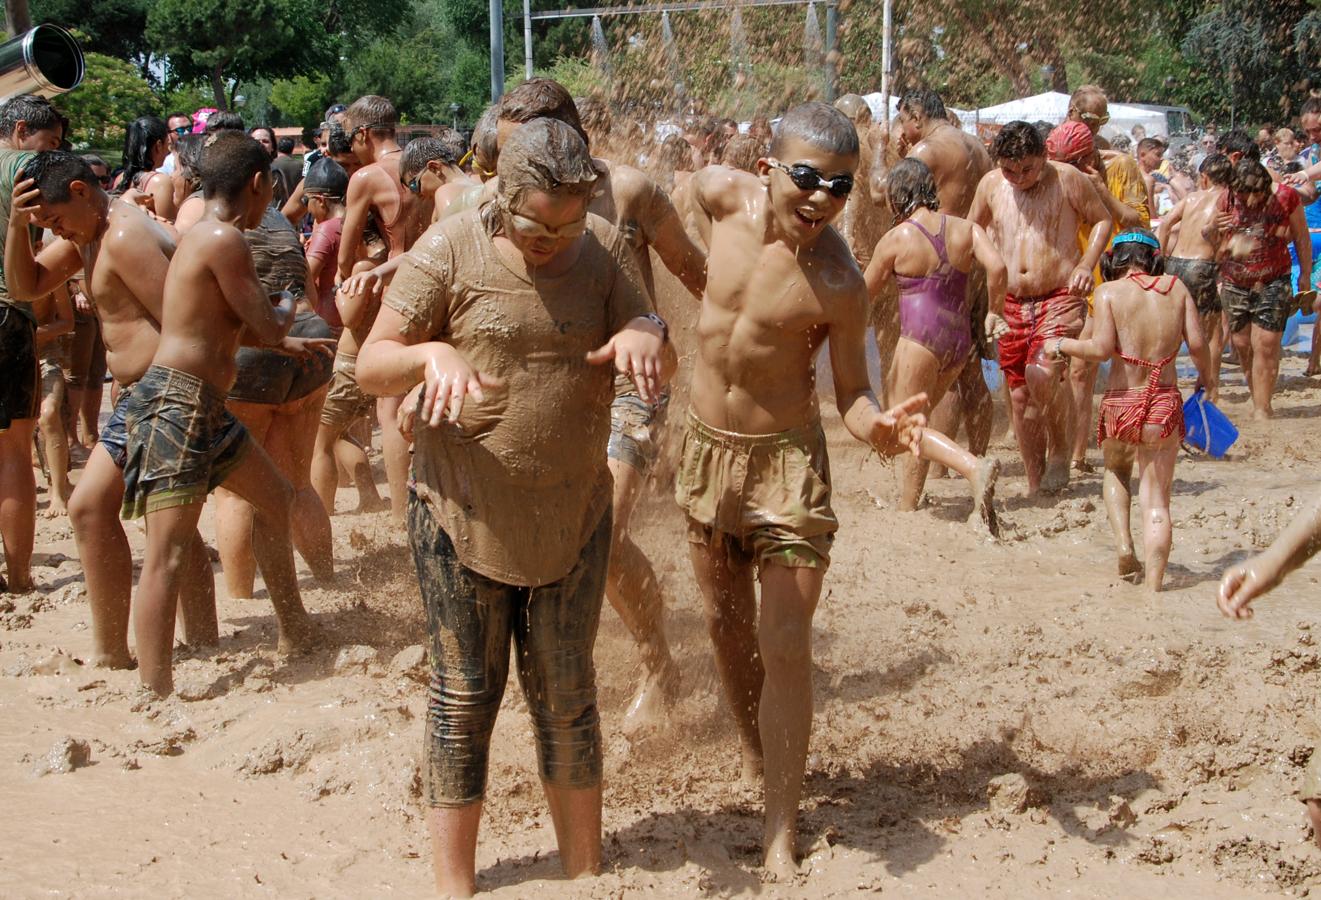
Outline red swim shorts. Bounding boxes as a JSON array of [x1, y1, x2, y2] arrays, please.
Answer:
[[997, 289, 1086, 389]]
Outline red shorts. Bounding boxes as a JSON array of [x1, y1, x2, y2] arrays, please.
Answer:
[[997, 289, 1086, 389]]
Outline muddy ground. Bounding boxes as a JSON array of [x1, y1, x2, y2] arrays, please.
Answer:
[[3, 326, 1321, 898]]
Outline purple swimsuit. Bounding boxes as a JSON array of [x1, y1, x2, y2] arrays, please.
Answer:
[[896, 215, 972, 370]]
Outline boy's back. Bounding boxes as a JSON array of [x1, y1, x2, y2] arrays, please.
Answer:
[[1170, 187, 1224, 260]]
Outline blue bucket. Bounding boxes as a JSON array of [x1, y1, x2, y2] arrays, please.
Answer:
[[1182, 388, 1238, 457], [981, 358, 1003, 393]]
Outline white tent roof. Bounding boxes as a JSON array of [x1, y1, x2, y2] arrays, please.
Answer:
[[972, 90, 1167, 136]]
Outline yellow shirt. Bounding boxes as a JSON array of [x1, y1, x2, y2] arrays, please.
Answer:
[[1079, 153, 1151, 310]]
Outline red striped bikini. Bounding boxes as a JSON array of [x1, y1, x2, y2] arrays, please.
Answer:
[[1096, 274, 1186, 446]]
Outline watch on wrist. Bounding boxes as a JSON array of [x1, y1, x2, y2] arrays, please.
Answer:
[[640, 312, 669, 343]]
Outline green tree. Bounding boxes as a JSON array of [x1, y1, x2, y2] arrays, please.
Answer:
[[58, 51, 159, 148], [31, 0, 152, 79], [146, 0, 336, 110], [269, 74, 335, 129]]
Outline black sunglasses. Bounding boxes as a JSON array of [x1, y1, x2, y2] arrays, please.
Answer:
[[770, 161, 854, 198]]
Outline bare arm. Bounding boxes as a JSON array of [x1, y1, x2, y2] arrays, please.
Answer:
[[649, 202, 707, 299], [1219, 494, 1321, 619], [1156, 198, 1186, 252], [35, 281, 74, 346], [1290, 201, 1314, 293], [828, 280, 926, 456], [968, 174, 993, 229], [691, 165, 748, 249], [1182, 286, 1212, 387], [861, 233, 897, 299], [4, 176, 84, 300], [337, 170, 373, 279], [206, 227, 294, 344], [281, 179, 306, 226], [970, 223, 1007, 316], [1056, 290, 1116, 362]]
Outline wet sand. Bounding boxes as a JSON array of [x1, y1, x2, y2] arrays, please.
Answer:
[[4, 323, 1321, 897]]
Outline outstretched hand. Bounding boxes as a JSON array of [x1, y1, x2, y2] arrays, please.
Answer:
[[1217, 557, 1283, 620], [585, 318, 666, 403], [417, 342, 503, 428], [870, 392, 928, 457], [275, 336, 337, 360], [338, 269, 385, 303]]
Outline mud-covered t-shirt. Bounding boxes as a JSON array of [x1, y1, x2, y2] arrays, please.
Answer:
[[384, 209, 653, 586], [244, 206, 307, 299], [0, 148, 37, 319], [1217, 184, 1301, 287], [305, 216, 343, 328]]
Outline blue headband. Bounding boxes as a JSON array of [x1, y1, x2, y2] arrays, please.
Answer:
[[1111, 232, 1160, 250]]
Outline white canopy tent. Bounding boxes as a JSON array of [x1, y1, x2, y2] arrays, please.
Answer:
[[972, 91, 1166, 137], [860, 92, 976, 130]]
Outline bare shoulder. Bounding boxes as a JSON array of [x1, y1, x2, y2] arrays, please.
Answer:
[[694, 164, 759, 217], [179, 219, 246, 258], [813, 228, 867, 301], [601, 160, 658, 198]]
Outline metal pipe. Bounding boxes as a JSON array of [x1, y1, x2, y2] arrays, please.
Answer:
[[824, 0, 837, 103], [490, 0, 505, 101], [531, 0, 814, 20], [880, 0, 891, 125], [523, 0, 533, 79], [0, 24, 83, 100]]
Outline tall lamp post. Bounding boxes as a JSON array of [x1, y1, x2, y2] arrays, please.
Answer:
[[490, 0, 505, 101]]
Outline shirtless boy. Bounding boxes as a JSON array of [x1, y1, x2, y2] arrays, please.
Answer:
[[1158, 153, 1232, 400], [0, 94, 64, 593], [119, 132, 315, 695], [970, 121, 1112, 495], [5, 150, 218, 667], [685, 102, 925, 875], [399, 131, 477, 225], [494, 78, 708, 723]]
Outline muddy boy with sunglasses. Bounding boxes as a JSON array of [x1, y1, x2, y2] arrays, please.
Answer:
[[684, 101, 927, 878]]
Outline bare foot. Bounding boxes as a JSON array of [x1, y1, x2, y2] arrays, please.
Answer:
[[740, 747, 765, 788], [1040, 457, 1070, 494], [1251, 407, 1273, 422], [1071, 458, 1094, 474], [43, 495, 70, 518], [762, 835, 799, 881], [3, 572, 33, 593], [1118, 553, 1144, 585], [1306, 365, 1321, 378], [969, 457, 1001, 537], [277, 619, 323, 655], [622, 664, 680, 734], [353, 494, 390, 514], [91, 650, 137, 670]]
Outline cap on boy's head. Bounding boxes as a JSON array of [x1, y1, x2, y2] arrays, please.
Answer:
[[769, 101, 860, 159], [1045, 121, 1094, 165], [22, 150, 96, 203], [303, 157, 348, 199], [199, 131, 271, 201]]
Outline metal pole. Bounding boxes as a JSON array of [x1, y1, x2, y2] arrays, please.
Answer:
[[490, 0, 505, 101], [880, 0, 891, 124], [523, 0, 533, 79], [824, 0, 837, 102]]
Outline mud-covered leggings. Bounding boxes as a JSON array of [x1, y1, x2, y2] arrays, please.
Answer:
[[408, 492, 609, 807]]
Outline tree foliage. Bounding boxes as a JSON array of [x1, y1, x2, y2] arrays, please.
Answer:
[[59, 50, 158, 148], [145, 0, 337, 109], [31, 0, 152, 77]]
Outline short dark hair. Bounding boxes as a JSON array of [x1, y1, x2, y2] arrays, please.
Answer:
[[886, 157, 940, 223], [1300, 97, 1321, 118], [166, 110, 190, 123], [22, 150, 97, 204], [992, 121, 1046, 161], [205, 111, 246, 134], [327, 122, 353, 156], [1101, 228, 1164, 281], [1229, 157, 1271, 194], [345, 95, 398, 136], [1217, 129, 1260, 161], [80, 153, 107, 170], [719, 133, 764, 173], [0, 94, 61, 140], [1137, 137, 1165, 155], [1199, 152, 1232, 186], [277, 136, 295, 155], [769, 101, 860, 158], [400, 135, 460, 184], [199, 132, 271, 201], [303, 157, 348, 199], [898, 89, 947, 121], [497, 78, 589, 148]]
